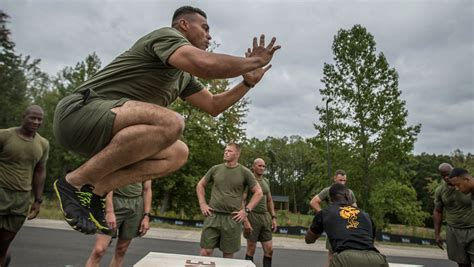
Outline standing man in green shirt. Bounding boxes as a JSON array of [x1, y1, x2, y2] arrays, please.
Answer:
[[243, 158, 277, 267], [53, 5, 281, 235], [433, 163, 474, 267], [85, 180, 152, 267], [196, 143, 263, 258], [309, 169, 357, 266], [0, 105, 49, 267]]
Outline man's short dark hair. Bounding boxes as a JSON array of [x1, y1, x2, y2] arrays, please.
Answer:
[[329, 183, 349, 203], [449, 167, 469, 179], [226, 142, 241, 152], [334, 169, 346, 176], [172, 6, 207, 26]]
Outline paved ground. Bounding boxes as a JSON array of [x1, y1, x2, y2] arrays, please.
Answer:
[[7, 219, 455, 267]]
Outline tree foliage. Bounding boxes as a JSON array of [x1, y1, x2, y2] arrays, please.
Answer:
[[314, 24, 425, 226]]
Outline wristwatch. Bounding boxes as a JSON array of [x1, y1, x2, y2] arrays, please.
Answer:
[[244, 207, 251, 214], [143, 212, 151, 218], [35, 198, 43, 204]]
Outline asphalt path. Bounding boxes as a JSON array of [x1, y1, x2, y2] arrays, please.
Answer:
[[9, 226, 457, 267]]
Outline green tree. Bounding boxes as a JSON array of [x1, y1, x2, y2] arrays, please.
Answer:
[[0, 11, 48, 127], [315, 24, 425, 227]]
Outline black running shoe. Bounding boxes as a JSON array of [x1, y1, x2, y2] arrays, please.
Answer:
[[89, 193, 113, 235], [53, 176, 96, 234]]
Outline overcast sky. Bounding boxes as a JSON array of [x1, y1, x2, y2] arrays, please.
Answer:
[[3, 0, 473, 155]]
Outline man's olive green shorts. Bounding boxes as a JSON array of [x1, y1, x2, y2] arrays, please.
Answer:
[[330, 249, 388, 267], [446, 225, 474, 264], [200, 213, 242, 253], [0, 187, 30, 233], [53, 89, 128, 157], [245, 212, 272, 242], [107, 195, 144, 240]]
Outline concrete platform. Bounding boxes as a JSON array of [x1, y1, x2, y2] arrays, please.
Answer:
[[134, 252, 255, 267]]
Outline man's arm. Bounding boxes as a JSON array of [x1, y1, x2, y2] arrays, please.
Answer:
[[233, 183, 263, 223], [168, 35, 280, 79], [267, 193, 278, 232], [433, 207, 445, 250], [185, 64, 271, 117], [196, 177, 212, 216], [28, 161, 46, 220], [139, 180, 152, 236], [309, 195, 323, 213], [104, 191, 116, 230], [305, 212, 324, 244], [305, 228, 321, 244]]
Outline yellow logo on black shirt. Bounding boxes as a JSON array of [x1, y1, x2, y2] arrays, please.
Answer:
[[339, 206, 360, 229]]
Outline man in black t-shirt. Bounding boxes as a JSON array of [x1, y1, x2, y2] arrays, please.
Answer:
[[305, 184, 388, 267]]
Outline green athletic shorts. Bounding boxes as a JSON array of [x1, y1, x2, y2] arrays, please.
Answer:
[[109, 195, 144, 240], [0, 187, 31, 233], [200, 213, 242, 253], [446, 225, 474, 264], [53, 89, 128, 157], [245, 212, 272, 242], [330, 249, 388, 267]]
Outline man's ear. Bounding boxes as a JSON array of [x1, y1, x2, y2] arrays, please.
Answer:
[[178, 19, 189, 32]]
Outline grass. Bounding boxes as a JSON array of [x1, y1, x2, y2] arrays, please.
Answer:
[[40, 198, 443, 239]]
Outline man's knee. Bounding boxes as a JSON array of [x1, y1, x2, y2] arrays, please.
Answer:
[[91, 244, 108, 258], [173, 141, 189, 167], [160, 111, 185, 140]]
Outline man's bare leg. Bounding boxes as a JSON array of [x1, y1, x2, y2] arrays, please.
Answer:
[[110, 238, 133, 267], [261, 240, 273, 267], [245, 240, 257, 261], [85, 234, 112, 267], [200, 248, 214, 257], [93, 140, 188, 195], [55, 101, 189, 234], [65, 100, 187, 192]]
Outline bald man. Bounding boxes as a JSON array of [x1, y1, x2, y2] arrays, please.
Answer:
[[243, 158, 277, 267], [433, 163, 474, 267], [0, 105, 49, 266]]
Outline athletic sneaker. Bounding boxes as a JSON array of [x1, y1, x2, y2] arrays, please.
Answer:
[[89, 193, 113, 235], [53, 176, 96, 234]]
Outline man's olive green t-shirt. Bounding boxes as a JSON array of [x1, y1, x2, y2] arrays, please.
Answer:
[[74, 27, 204, 106], [434, 181, 474, 228], [247, 177, 271, 214], [204, 164, 257, 213], [0, 128, 49, 191], [317, 186, 357, 205], [114, 182, 143, 198]]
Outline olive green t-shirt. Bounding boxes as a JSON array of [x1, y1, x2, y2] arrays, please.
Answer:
[[434, 181, 474, 228], [74, 27, 204, 106], [317, 186, 357, 206], [204, 164, 257, 213], [114, 182, 143, 198], [246, 177, 271, 214], [0, 127, 49, 191]]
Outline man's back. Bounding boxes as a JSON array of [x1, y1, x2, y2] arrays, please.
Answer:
[[74, 27, 203, 106], [315, 205, 376, 253]]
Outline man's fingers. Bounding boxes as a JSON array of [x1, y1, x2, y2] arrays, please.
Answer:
[[271, 45, 282, 54], [259, 34, 265, 47], [264, 64, 272, 72], [266, 37, 276, 50], [253, 37, 258, 49]]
